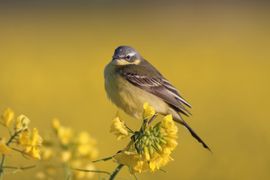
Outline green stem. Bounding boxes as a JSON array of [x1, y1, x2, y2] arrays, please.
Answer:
[[92, 156, 113, 163], [0, 155, 6, 179], [2, 165, 36, 170], [6, 130, 22, 146], [124, 123, 134, 134], [0, 129, 23, 178], [72, 168, 111, 176], [109, 164, 124, 180], [9, 147, 29, 156], [141, 119, 148, 131], [63, 164, 73, 180]]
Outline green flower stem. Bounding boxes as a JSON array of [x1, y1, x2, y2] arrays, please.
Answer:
[[2, 165, 36, 170], [141, 119, 148, 132], [72, 168, 111, 176], [140, 114, 157, 132], [0, 155, 6, 179], [109, 164, 124, 180], [63, 164, 73, 180], [92, 156, 113, 163], [124, 123, 134, 134], [0, 130, 23, 178], [9, 147, 29, 156], [6, 130, 22, 146]]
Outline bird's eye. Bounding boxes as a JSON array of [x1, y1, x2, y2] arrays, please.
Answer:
[[126, 55, 131, 60]]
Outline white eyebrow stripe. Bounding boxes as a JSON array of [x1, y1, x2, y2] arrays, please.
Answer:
[[127, 52, 136, 57]]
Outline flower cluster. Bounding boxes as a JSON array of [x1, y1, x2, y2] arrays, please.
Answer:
[[16, 115, 43, 159], [0, 103, 179, 180], [0, 108, 43, 159], [37, 119, 99, 179], [0, 108, 42, 178], [110, 103, 178, 174], [110, 117, 130, 140]]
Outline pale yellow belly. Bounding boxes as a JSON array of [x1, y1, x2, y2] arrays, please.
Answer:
[[104, 64, 169, 119]]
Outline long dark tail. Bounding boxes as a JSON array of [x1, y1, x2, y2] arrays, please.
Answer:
[[174, 116, 211, 152]]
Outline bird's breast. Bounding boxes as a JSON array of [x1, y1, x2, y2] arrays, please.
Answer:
[[104, 63, 169, 119]]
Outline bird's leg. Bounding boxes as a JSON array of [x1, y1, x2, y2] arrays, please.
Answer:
[[140, 119, 148, 132], [148, 113, 158, 125]]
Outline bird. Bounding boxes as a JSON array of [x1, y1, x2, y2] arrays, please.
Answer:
[[104, 45, 210, 151]]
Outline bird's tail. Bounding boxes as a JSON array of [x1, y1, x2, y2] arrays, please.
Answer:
[[174, 115, 211, 152]]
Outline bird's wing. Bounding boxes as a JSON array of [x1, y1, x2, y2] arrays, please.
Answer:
[[117, 61, 191, 116]]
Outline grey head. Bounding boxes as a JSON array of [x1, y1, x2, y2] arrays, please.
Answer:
[[112, 46, 142, 63]]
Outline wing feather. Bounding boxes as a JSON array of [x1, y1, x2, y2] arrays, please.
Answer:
[[118, 63, 191, 116]]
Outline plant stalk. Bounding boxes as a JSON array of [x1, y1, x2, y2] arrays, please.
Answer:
[[109, 164, 124, 180]]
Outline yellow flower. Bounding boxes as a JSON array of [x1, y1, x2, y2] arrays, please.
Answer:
[[52, 118, 61, 130], [145, 115, 178, 172], [41, 147, 54, 160], [0, 138, 11, 155], [18, 130, 30, 146], [143, 102, 155, 120], [162, 115, 178, 137], [1, 108, 15, 127], [77, 144, 92, 156], [42, 119, 100, 179], [114, 112, 178, 174], [88, 148, 99, 160], [84, 163, 96, 179], [57, 126, 73, 145], [76, 132, 99, 159], [148, 153, 173, 171], [26, 128, 42, 159], [114, 150, 149, 174], [15, 114, 30, 131], [30, 128, 43, 146], [61, 150, 72, 162], [110, 117, 129, 140], [18, 128, 43, 159], [36, 171, 46, 179], [77, 131, 96, 145], [51, 119, 73, 145], [26, 146, 42, 159]]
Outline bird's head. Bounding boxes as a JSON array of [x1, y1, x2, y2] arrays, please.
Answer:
[[112, 46, 142, 65]]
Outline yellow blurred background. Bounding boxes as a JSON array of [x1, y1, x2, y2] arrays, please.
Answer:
[[0, 1, 270, 179]]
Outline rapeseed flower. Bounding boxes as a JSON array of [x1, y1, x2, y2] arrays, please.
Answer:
[[76, 131, 99, 159], [15, 114, 30, 131], [51, 119, 73, 145], [0, 108, 43, 179], [0, 138, 11, 155], [112, 103, 178, 174], [110, 117, 129, 140], [39, 119, 99, 179], [1, 108, 15, 127], [18, 128, 43, 159], [143, 102, 156, 120]]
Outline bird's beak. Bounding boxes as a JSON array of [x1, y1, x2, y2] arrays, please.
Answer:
[[111, 56, 121, 65], [112, 55, 120, 61]]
